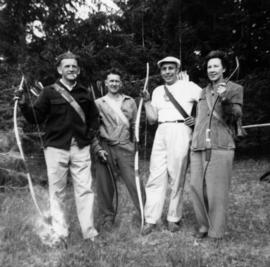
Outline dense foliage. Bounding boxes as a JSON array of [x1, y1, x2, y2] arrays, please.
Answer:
[[0, 0, 270, 150]]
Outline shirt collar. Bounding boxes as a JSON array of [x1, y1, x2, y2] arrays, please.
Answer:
[[101, 94, 131, 102], [59, 79, 77, 91]]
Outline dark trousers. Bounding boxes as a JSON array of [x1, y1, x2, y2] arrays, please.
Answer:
[[95, 140, 145, 224]]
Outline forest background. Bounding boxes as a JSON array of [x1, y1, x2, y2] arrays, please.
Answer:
[[0, 0, 270, 162], [0, 1, 270, 266]]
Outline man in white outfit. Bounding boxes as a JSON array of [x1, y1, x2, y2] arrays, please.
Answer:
[[141, 56, 201, 235]]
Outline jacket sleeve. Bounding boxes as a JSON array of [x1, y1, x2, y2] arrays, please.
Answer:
[[87, 99, 100, 131], [19, 89, 50, 124], [85, 99, 100, 142], [87, 99, 104, 154], [221, 84, 243, 127]]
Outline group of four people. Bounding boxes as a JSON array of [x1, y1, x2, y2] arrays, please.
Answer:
[[15, 49, 243, 245]]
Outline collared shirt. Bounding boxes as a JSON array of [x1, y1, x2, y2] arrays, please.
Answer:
[[95, 94, 137, 145], [151, 80, 201, 122], [59, 79, 77, 91], [20, 79, 100, 150], [191, 81, 243, 151]]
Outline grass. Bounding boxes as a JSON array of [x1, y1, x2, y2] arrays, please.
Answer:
[[0, 158, 269, 267]]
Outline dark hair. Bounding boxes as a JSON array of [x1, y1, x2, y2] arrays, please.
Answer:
[[204, 50, 229, 73], [55, 51, 79, 67], [105, 68, 122, 80]]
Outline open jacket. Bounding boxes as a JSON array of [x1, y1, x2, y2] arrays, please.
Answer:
[[191, 80, 243, 151], [20, 80, 101, 151]]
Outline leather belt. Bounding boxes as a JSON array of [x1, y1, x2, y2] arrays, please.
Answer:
[[158, 120, 185, 124]]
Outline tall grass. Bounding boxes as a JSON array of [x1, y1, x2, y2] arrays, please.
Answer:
[[0, 158, 269, 267]]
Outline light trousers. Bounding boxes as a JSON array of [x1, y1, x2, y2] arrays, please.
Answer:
[[44, 140, 98, 239], [144, 123, 191, 224], [190, 150, 234, 238]]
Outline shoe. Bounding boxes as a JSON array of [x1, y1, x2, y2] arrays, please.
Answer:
[[52, 236, 68, 249], [208, 236, 223, 246], [167, 221, 181, 233], [194, 231, 208, 239], [84, 234, 104, 243], [194, 225, 208, 239], [141, 223, 156, 236]]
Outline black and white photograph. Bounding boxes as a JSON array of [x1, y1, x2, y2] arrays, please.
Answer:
[[0, 0, 269, 266]]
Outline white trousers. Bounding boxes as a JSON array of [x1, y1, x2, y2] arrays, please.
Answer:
[[44, 140, 98, 239], [144, 123, 191, 224]]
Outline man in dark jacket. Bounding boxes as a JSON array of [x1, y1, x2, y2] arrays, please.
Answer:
[[16, 52, 104, 244]]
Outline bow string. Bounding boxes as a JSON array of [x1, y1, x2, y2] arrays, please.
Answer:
[[134, 62, 149, 232], [13, 75, 50, 224]]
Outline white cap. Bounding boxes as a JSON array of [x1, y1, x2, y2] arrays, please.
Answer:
[[157, 56, 181, 69]]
